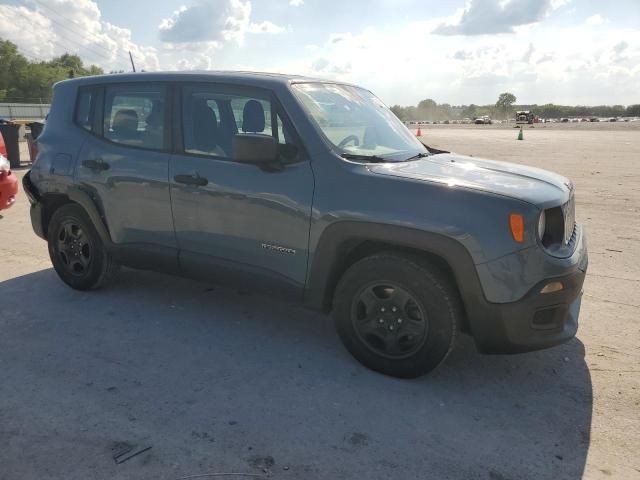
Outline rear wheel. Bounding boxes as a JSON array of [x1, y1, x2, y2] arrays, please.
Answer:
[[47, 204, 118, 290], [333, 253, 461, 378]]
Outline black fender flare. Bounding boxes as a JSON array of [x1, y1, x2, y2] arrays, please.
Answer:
[[66, 187, 114, 247], [303, 221, 489, 319]]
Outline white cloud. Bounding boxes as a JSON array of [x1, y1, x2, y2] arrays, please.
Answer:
[[433, 0, 564, 36], [536, 53, 554, 64], [289, 0, 304, 5], [262, 19, 640, 106], [248, 21, 286, 34], [0, 0, 637, 107], [521, 43, 535, 62], [158, 0, 284, 44], [585, 14, 604, 26], [453, 50, 473, 60], [0, 0, 159, 72]]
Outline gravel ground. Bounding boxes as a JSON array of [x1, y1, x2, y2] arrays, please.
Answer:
[[0, 125, 638, 480]]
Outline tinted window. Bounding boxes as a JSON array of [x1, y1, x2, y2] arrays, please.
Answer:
[[103, 85, 165, 150], [75, 88, 94, 131], [182, 87, 298, 159]]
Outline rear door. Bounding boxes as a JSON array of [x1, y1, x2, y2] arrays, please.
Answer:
[[75, 83, 177, 257], [169, 83, 314, 291]]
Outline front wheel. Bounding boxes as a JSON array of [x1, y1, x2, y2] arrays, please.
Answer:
[[333, 254, 461, 378], [47, 204, 118, 290]]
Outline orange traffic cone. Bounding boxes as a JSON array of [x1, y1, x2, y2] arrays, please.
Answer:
[[416, 126, 422, 137]]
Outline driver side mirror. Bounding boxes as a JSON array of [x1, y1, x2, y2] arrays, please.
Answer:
[[232, 134, 278, 165]]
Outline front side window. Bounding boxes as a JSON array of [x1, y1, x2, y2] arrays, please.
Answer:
[[292, 82, 426, 161], [182, 86, 298, 160], [103, 85, 166, 150]]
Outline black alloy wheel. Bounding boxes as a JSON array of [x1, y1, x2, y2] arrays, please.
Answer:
[[351, 283, 428, 359]]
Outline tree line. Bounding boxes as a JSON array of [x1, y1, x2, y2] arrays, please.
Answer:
[[391, 93, 640, 122], [0, 38, 103, 104]]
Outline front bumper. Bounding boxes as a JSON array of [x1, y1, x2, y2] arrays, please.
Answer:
[[471, 266, 586, 353], [469, 228, 588, 354]]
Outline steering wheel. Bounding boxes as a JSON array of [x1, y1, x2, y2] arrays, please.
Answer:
[[337, 135, 360, 149]]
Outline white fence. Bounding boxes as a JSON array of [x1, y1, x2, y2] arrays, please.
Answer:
[[0, 103, 50, 121]]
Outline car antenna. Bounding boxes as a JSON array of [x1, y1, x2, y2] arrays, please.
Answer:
[[129, 51, 137, 72]]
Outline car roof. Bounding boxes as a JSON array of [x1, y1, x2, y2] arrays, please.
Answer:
[[57, 70, 361, 90]]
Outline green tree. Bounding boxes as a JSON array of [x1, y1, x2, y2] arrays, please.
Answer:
[[495, 92, 517, 119], [417, 98, 437, 121], [0, 38, 104, 103], [462, 104, 477, 119], [390, 105, 406, 120], [627, 105, 640, 116]]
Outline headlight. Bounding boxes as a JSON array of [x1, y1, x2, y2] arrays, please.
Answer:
[[538, 210, 546, 240]]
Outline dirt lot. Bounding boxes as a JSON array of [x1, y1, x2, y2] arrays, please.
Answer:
[[1, 124, 638, 480]]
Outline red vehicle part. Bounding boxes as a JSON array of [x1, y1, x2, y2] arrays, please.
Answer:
[[0, 131, 7, 157], [0, 155, 18, 210]]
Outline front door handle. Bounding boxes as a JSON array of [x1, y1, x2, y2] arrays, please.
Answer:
[[174, 174, 208, 187], [82, 159, 110, 171]]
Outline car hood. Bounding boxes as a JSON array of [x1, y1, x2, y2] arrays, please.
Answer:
[[369, 153, 573, 207]]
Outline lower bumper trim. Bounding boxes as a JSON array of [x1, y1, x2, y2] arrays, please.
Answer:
[[470, 266, 587, 354]]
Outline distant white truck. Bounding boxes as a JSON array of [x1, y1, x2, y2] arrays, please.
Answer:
[[516, 111, 535, 125]]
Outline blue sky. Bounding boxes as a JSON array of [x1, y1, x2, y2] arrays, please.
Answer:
[[1, 0, 639, 105]]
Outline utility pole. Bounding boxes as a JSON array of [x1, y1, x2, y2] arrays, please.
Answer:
[[129, 51, 136, 72]]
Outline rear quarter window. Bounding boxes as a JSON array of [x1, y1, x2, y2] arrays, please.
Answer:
[[75, 88, 95, 131]]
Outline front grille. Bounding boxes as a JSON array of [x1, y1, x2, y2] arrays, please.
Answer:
[[562, 195, 576, 245]]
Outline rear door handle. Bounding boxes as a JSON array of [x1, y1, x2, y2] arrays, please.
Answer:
[[82, 159, 110, 171], [174, 174, 208, 187]]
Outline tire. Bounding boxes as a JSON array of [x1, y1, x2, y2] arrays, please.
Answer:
[[47, 203, 119, 290], [333, 253, 461, 378]]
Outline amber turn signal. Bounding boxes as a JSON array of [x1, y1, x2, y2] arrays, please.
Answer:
[[509, 213, 525, 243]]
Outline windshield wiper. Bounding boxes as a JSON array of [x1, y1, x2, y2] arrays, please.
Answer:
[[341, 153, 389, 163], [404, 152, 430, 161]]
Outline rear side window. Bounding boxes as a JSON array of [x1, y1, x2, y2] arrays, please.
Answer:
[[75, 88, 95, 131], [103, 85, 166, 150]]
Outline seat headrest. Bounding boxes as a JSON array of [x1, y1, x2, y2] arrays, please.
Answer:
[[112, 109, 139, 135], [242, 100, 265, 133], [146, 101, 164, 129]]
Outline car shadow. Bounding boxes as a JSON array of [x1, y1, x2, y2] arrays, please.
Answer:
[[0, 268, 592, 480]]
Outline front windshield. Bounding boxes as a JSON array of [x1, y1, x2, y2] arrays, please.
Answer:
[[292, 82, 427, 161]]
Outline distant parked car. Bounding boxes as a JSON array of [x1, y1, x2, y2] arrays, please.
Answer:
[[474, 115, 491, 125], [609, 118, 618, 122], [0, 154, 18, 211]]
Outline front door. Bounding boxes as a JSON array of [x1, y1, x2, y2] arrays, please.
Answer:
[[169, 83, 314, 291]]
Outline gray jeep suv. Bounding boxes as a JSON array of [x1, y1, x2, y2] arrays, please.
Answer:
[[23, 72, 588, 378]]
